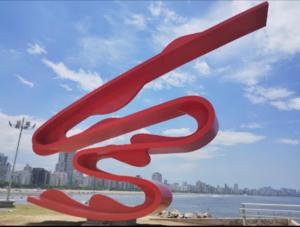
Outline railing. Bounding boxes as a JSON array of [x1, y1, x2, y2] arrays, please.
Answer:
[[240, 203, 300, 226]]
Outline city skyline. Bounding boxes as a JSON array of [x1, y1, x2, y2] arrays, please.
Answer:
[[0, 1, 300, 190], [1, 152, 300, 197]]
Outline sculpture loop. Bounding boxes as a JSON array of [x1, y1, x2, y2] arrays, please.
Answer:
[[28, 2, 268, 221]]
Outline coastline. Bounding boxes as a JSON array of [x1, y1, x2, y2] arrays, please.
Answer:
[[1, 189, 300, 225], [0, 204, 296, 226], [1, 188, 300, 198], [0, 188, 144, 197]]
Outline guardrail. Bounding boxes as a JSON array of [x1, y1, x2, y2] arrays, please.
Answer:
[[240, 203, 300, 226]]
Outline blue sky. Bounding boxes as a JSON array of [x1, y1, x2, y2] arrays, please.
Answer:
[[1, 1, 300, 190]]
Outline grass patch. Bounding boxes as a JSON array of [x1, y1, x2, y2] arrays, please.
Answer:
[[1, 204, 64, 216], [0, 204, 85, 226]]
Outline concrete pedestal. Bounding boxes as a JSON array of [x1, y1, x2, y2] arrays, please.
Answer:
[[0, 200, 15, 208], [82, 219, 137, 226]]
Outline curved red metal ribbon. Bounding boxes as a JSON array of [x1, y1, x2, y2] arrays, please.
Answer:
[[28, 2, 268, 222]]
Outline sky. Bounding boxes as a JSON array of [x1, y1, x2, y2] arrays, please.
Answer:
[[0, 0, 300, 190]]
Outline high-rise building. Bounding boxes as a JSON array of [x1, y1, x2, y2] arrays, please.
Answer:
[[196, 180, 204, 193], [31, 168, 50, 186], [181, 181, 192, 192], [24, 164, 32, 172], [83, 177, 105, 189], [224, 183, 231, 194], [151, 172, 162, 183], [55, 152, 83, 186], [123, 181, 134, 191], [233, 183, 239, 194], [171, 182, 180, 192], [50, 171, 68, 186], [12, 164, 32, 185], [55, 152, 74, 174], [0, 153, 11, 182]]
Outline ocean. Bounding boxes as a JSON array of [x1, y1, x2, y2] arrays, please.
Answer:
[[9, 192, 300, 218]]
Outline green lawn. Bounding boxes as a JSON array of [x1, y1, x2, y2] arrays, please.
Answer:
[[0, 204, 84, 226], [3, 204, 63, 216]]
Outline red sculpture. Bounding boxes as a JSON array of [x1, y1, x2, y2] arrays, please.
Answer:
[[28, 2, 268, 221]]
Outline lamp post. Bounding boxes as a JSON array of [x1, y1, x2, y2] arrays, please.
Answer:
[[6, 117, 36, 201]]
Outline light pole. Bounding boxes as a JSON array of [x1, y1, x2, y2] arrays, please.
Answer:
[[6, 117, 36, 201]]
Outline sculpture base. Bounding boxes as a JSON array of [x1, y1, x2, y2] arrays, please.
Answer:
[[0, 200, 15, 208], [82, 219, 137, 226]]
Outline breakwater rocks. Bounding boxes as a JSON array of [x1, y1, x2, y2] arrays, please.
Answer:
[[156, 210, 212, 219]]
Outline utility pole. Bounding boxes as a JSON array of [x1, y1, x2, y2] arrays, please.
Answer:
[[6, 118, 36, 201]]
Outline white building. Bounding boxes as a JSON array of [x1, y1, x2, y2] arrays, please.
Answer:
[[82, 176, 94, 188], [0, 153, 11, 182], [50, 171, 68, 187], [12, 164, 32, 185], [234, 183, 239, 194], [151, 172, 162, 183]]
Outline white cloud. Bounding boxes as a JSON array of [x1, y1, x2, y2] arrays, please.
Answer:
[[149, 1, 251, 50], [149, 1, 184, 24], [146, 70, 195, 90], [155, 128, 264, 161], [186, 90, 204, 96], [78, 35, 137, 68], [26, 43, 47, 55], [277, 138, 300, 145], [125, 14, 146, 30], [156, 162, 197, 174], [228, 62, 271, 86], [42, 58, 104, 92], [289, 98, 300, 110], [75, 17, 91, 34], [162, 128, 192, 137], [149, 1, 162, 17], [270, 98, 300, 111], [255, 86, 293, 100], [157, 1, 300, 60], [270, 101, 289, 110], [149, 1, 300, 111], [0, 113, 35, 158], [244, 85, 300, 111], [245, 85, 294, 104], [66, 127, 84, 137], [70, 125, 214, 161], [240, 123, 262, 129], [194, 61, 211, 76], [0, 110, 152, 172], [0, 111, 57, 171], [159, 127, 265, 147], [66, 125, 150, 147], [102, 128, 150, 146], [258, 1, 300, 56], [169, 146, 221, 161], [148, 2, 186, 50], [213, 130, 265, 146], [15, 74, 34, 88], [59, 84, 72, 92]]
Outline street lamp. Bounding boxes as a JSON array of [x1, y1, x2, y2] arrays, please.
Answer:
[[6, 117, 36, 202]]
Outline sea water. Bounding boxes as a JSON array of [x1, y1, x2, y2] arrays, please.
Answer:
[[8, 192, 300, 218]]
